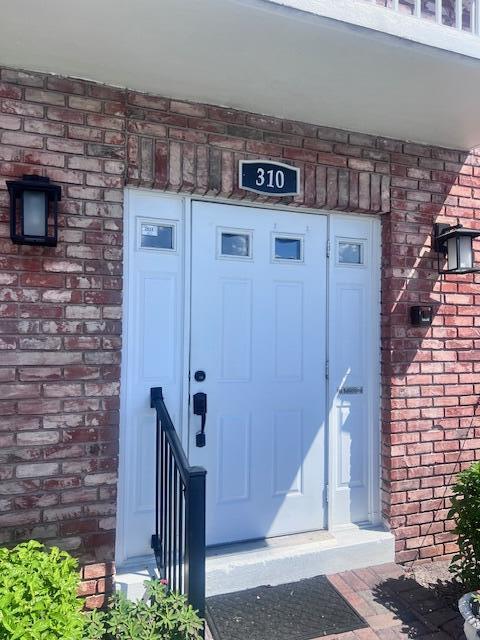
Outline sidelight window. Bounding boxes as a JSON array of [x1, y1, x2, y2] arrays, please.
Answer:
[[138, 219, 176, 251]]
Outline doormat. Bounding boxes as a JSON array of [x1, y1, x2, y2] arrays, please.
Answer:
[[206, 575, 368, 640]]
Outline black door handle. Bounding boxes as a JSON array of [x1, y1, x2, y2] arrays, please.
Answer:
[[193, 392, 207, 447]]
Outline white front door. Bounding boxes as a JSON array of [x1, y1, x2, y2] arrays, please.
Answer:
[[189, 202, 328, 546], [119, 191, 380, 563]]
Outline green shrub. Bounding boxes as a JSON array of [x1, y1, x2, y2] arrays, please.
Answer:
[[449, 461, 480, 590], [0, 540, 202, 640], [83, 580, 203, 640], [0, 540, 85, 640]]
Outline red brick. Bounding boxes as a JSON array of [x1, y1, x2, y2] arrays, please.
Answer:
[[16, 463, 59, 478], [77, 580, 97, 597], [283, 147, 317, 164], [47, 137, 84, 154], [24, 119, 64, 136], [0, 83, 23, 99], [0, 511, 42, 527], [46, 77, 85, 95], [23, 149, 65, 167], [317, 151, 348, 167], [83, 562, 114, 579], [68, 96, 102, 113], [24, 88, 65, 106], [0, 383, 40, 399], [85, 595, 106, 609], [47, 106, 85, 124], [2, 131, 43, 148], [0, 114, 21, 130]]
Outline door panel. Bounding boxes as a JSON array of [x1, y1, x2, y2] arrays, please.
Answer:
[[328, 216, 380, 528], [189, 202, 328, 546], [119, 192, 185, 562]]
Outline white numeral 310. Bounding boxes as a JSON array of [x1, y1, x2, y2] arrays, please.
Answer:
[[256, 168, 285, 189]]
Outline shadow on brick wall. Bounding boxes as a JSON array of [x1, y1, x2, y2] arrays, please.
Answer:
[[381, 145, 480, 564]]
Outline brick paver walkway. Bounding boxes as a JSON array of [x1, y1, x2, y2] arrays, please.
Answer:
[[324, 563, 464, 639], [206, 562, 465, 640]]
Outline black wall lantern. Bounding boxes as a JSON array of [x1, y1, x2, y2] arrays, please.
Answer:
[[7, 175, 61, 247], [433, 222, 480, 274]]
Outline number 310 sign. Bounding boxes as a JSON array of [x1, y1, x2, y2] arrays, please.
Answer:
[[239, 160, 300, 196]]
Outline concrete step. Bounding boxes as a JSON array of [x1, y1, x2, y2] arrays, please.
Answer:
[[115, 557, 158, 601], [115, 525, 395, 600], [206, 525, 395, 597]]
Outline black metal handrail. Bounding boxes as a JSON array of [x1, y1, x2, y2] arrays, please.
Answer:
[[150, 387, 207, 624]]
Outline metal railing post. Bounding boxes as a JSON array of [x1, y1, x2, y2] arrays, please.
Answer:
[[185, 468, 207, 623]]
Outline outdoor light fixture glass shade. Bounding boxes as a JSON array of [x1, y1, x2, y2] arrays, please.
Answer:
[[446, 236, 473, 271], [22, 190, 47, 237], [434, 223, 480, 274], [7, 175, 61, 247]]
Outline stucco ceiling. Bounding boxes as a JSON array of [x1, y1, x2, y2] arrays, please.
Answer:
[[1, 0, 480, 149]]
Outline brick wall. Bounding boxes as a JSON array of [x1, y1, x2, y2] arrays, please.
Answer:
[[124, 90, 390, 213], [381, 145, 480, 563], [1, 65, 479, 590], [0, 69, 123, 606]]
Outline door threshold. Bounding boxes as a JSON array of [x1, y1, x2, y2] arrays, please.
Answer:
[[207, 529, 334, 558], [206, 524, 394, 597]]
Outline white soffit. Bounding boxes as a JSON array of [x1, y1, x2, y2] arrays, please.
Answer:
[[0, 0, 480, 149]]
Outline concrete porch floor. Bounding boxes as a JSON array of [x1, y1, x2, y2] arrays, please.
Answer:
[[205, 561, 465, 640]]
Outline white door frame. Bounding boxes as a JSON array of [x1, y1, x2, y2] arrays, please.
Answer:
[[116, 189, 382, 564]]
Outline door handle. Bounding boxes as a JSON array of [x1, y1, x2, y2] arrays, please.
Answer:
[[338, 386, 363, 395], [193, 392, 207, 447]]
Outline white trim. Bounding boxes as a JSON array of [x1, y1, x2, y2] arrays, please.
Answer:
[[181, 199, 193, 456], [369, 217, 382, 525], [325, 213, 333, 524], [116, 189, 132, 565], [124, 187, 380, 221]]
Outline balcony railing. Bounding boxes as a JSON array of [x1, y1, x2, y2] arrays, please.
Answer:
[[365, 0, 480, 35]]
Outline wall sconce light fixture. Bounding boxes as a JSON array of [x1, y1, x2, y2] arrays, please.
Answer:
[[7, 174, 61, 247], [434, 222, 480, 274]]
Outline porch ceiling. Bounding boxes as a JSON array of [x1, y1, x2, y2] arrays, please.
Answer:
[[1, 0, 480, 150]]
